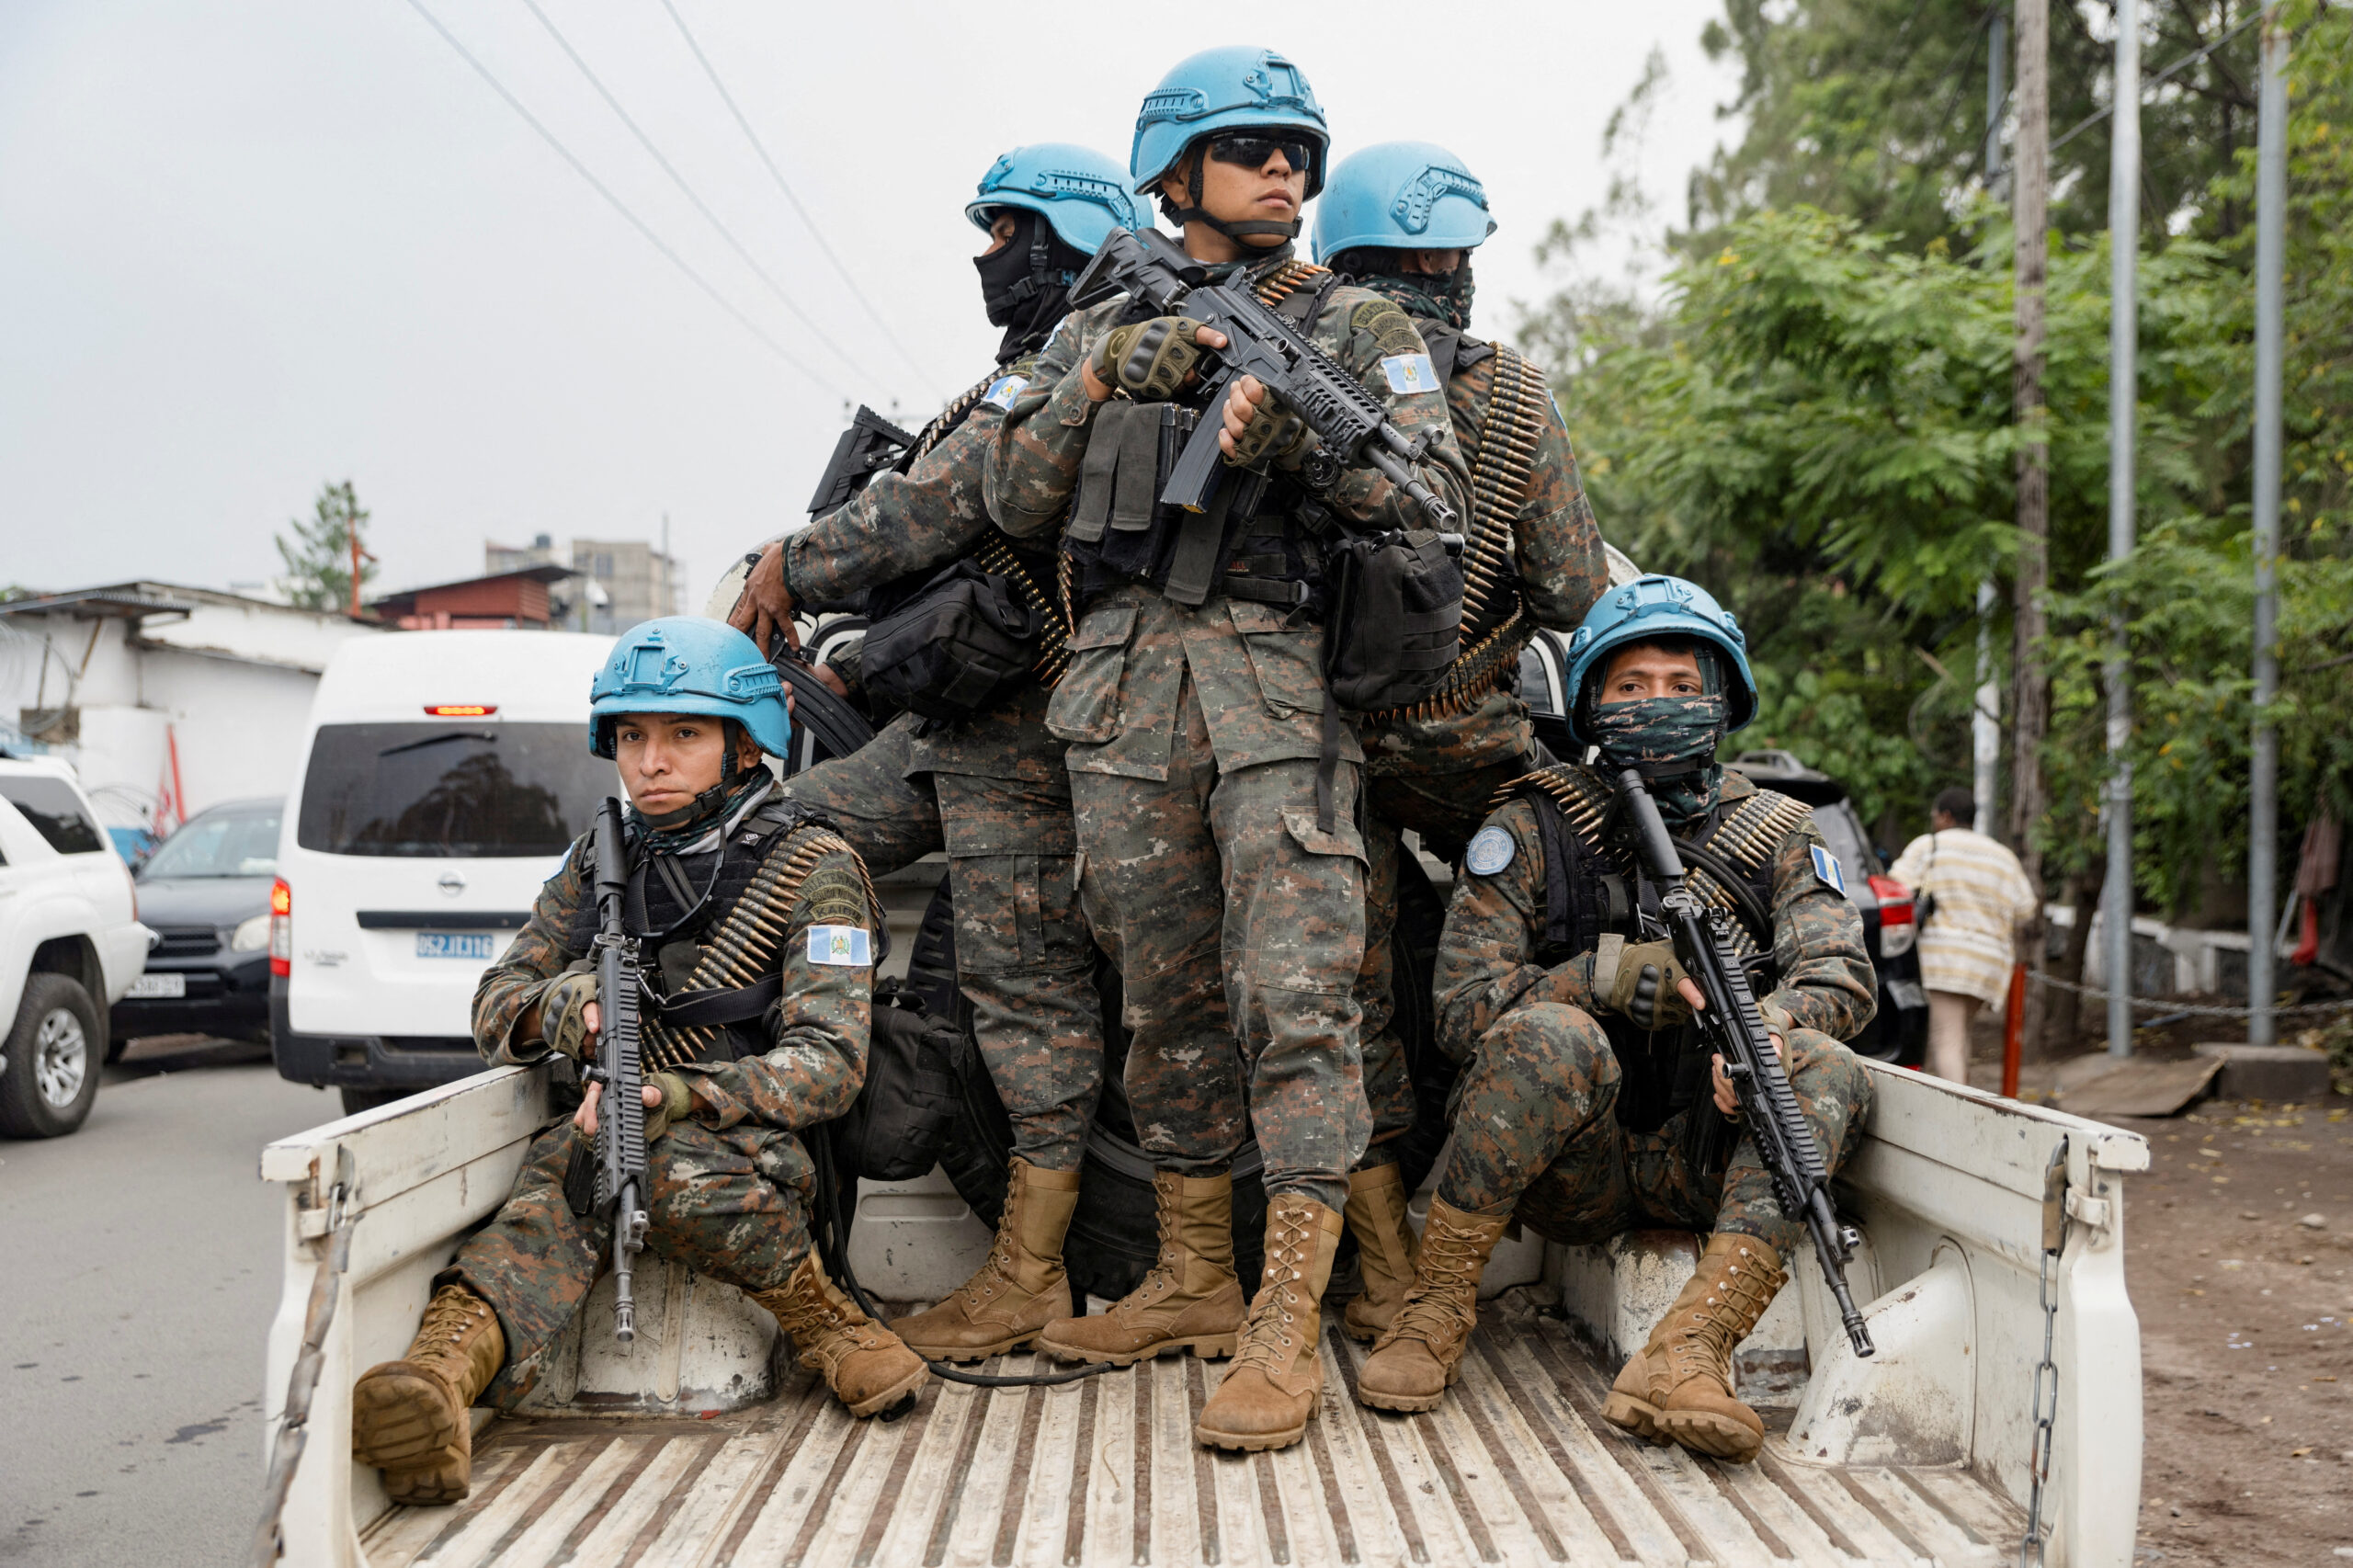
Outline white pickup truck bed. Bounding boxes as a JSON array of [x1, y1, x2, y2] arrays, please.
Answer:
[[354, 1311, 2022, 1568], [261, 1048, 2146, 1568]]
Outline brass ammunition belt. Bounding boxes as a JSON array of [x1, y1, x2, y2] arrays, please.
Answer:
[[911, 373, 999, 462], [641, 825, 873, 1070], [974, 532, 1072, 688]]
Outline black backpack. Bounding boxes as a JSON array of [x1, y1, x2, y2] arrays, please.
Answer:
[[830, 981, 963, 1182], [857, 560, 1041, 722]]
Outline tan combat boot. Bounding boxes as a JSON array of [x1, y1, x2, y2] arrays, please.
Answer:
[[891, 1158, 1081, 1361], [1037, 1170, 1245, 1366], [1354, 1199, 1512, 1412], [1601, 1232, 1789, 1462], [754, 1252, 929, 1418], [1339, 1162, 1421, 1342], [1194, 1194, 1344, 1452], [352, 1282, 506, 1505]]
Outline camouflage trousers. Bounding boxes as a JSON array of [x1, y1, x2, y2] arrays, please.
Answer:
[[779, 710, 1102, 1173], [443, 1118, 815, 1410], [1070, 674, 1370, 1214], [1352, 709, 1544, 1166], [1436, 1001, 1873, 1258]]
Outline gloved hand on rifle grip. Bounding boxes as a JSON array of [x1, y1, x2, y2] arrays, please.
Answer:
[[1090, 317, 1214, 402], [1220, 374, 1311, 468], [538, 969, 600, 1061], [1600, 938, 1695, 1030]]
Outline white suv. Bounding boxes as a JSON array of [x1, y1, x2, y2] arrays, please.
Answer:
[[0, 758, 152, 1136]]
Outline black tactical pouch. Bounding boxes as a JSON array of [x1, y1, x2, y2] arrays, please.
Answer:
[[858, 561, 1040, 722], [1322, 528, 1465, 711], [830, 983, 962, 1182]]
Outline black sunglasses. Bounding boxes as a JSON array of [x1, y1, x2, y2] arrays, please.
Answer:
[[1204, 132, 1316, 175]]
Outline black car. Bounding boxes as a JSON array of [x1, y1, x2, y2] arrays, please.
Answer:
[[110, 798, 282, 1054]]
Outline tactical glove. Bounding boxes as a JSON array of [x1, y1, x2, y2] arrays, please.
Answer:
[[1598, 938, 1694, 1030], [645, 1071, 694, 1143], [1091, 317, 1211, 402], [539, 969, 599, 1061], [1223, 388, 1310, 469]]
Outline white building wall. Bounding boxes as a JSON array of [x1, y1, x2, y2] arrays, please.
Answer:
[[135, 653, 324, 811]]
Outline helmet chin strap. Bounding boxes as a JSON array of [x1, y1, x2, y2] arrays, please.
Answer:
[[1165, 203, 1300, 242]]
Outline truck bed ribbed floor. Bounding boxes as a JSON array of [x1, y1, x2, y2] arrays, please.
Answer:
[[361, 1315, 2021, 1568]]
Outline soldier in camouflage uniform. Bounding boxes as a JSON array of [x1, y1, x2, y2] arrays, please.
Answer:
[[1309, 142, 1612, 1340], [984, 49, 1471, 1454], [725, 148, 1142, 1367], [1356, 576, 1878, 1466], [349, 619, 924, 1506]]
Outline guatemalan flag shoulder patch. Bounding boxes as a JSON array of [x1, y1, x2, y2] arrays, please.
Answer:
[[1809, 844, 1847, 895]]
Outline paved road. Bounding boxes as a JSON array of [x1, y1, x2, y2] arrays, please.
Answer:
[[0, 1042, 341, 1567]]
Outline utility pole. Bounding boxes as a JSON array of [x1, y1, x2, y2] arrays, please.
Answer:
[[2249, 2, 2288, 1046], [2011, 0, 2054, 1052], [1977, 3, 2007, 837], [2104, 0, 2143, 1057]]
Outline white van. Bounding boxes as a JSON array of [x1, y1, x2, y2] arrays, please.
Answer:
[[270, 631, 616, 1114]]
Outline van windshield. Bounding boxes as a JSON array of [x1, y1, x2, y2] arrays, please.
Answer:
[[296, 723, 615, 858]]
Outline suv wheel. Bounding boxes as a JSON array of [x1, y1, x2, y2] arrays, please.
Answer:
[[0, 973, 103, 1138]]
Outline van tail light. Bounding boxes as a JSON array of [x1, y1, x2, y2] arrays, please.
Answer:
[[269, 878, 293, 977], [1869, 873, 1915, 956]]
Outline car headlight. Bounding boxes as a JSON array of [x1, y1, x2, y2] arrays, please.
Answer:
[[231, 913, 273, 952]]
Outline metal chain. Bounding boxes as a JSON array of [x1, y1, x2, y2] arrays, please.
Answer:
[[2020, 1144, 2068, 1568], [254, 1151, 358, 1566], [2027, 968, 2353, 1019]]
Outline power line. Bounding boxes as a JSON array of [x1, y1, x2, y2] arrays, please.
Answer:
[[515, 0, 875, 386], [656, 0, 942, 396], [400, 0, 845, 397], [2051, 7, 2262, 153]]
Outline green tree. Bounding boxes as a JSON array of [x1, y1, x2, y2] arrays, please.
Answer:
[[276, 481, 376, 613]]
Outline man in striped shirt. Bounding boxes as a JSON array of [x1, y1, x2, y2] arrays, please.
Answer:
[[1888, 788, 2040, 1083]]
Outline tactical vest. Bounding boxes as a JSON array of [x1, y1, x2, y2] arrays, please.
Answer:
[[561, 796, 869, 1071], [1062, 262, 1345, 619], [1506, 765, 1814, 1131]]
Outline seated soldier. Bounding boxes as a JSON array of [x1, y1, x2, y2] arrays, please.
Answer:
[[349, 618, 925, 1506], [1355, 575, 1877, 1463]]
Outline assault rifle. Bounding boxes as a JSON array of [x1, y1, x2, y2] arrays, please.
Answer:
[[588, 798, 651, 1344], [1614, 768, 1877, 1358], [807, 404, 918, 518], [1065, 226, 1459, 530]]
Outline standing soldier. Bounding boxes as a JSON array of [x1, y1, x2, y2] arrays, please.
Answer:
[[349, 618, 922, 1506], [726, 148, 1140, 1368], [1355, 577, 1878, 1465], [986, 49, 1471, 1453], [1310, 142, 1610, 1339]]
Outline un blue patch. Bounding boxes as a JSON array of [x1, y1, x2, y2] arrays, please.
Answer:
[[983, 374, 1029, 411], [1810, 845, 1847, 895], [1465, 825, 1517, 876]]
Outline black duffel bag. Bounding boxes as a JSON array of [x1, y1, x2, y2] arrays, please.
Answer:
[[1323, 528, 1465, 712], [830, 982, 962, 1182], [858, 560, 1040, 722]]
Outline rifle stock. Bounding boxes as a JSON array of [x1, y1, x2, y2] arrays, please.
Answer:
[[591, 799, 651, 1343], [1615, 769, 1876, 1358]]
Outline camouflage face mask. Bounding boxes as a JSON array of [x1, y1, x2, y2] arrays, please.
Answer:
[[1589, 693, 1726, 826]]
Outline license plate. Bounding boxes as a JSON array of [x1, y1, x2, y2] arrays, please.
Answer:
[[416, 932, 494, 960], [127, 972, 187, 999]]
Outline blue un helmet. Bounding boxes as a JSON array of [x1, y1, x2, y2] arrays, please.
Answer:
[[1312, 142, 1497, 264], [1131, 47, 1329, 240], [588, 618, 791, 761], [1562, 574, 1757, 748], [966, 143, 1140, 254]]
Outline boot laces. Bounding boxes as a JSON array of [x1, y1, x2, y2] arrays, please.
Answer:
[[1385, 1213, 1488, 1349], [944, 1220, 1018, 1311], [1233, 1206, 1316, 1371], [1667, 1257, 1776, 1380], [411, 1288, 493, 1379]]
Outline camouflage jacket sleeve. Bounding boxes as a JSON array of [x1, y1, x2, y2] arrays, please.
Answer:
[[674, 831, 871, 1133], [785, 361, 1034, 605], [985, 273, 1472, 541], [1491, 352, 1608, 631], [471, 833, 594, 1067], [1431, 800, 1601, 1061], [985, 304, 1106, 540], [1757, 819, 1880, 1040]]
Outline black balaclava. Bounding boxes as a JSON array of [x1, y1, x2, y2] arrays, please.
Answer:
[[1332, 249, 1477, 331], [973, 209, 1091, 364]]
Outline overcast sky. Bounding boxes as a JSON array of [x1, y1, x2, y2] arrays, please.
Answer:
[[1, 1, 1739, 606]]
